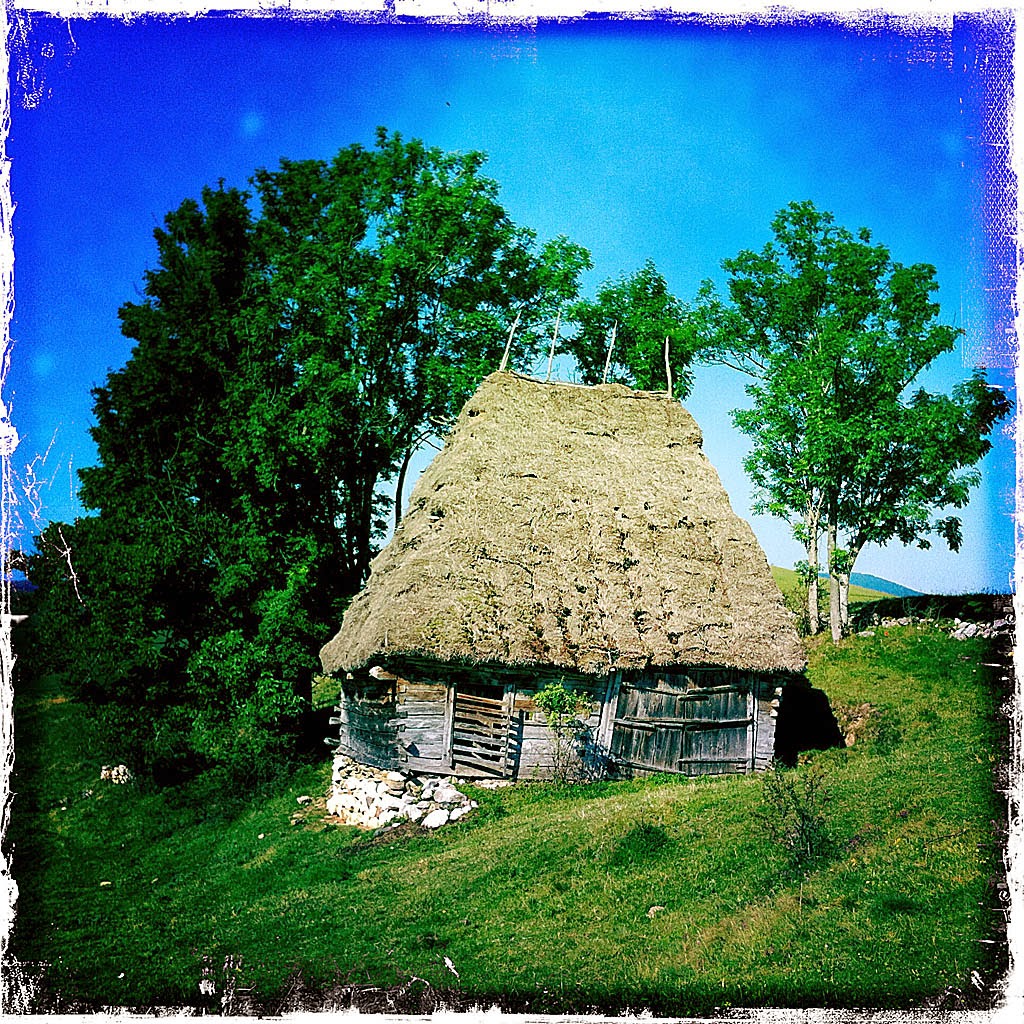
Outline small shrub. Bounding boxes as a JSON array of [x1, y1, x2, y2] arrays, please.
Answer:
[[756, 761, 834, 871], [533, 681, 594, 784]]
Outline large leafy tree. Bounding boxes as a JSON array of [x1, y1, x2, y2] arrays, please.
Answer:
[[250, 131, 590, 543], [26, 130, 591, 782], [566, 259, 698, 398], [695, 201, 1010, 638]]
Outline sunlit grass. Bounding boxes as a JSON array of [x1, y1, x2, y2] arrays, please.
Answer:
[[771, 565, 888, 604], [8, 621, 1004, 1011]]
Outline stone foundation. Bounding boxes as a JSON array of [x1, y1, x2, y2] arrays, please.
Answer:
[[326, 754, 477, 829]]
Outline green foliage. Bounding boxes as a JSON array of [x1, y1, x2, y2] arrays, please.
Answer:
[[566, 259, 697, 397], [10, 621, 1005, 1010], [793, 560, 817, 587], [756, 762, 834, 871], [532, 681, 594, 784], [829, 549, 853, 577], [781, 560, 827, 636], [532, 680, 592, 723], [23, 130, 593, 785], [694, 201, 1011, 639]]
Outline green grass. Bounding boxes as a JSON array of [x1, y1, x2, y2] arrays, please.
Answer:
[[771, 565, 888, 604], [7, 622, 1006, 1012]]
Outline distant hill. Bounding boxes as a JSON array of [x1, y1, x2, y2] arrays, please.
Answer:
[[848, 572, 921, 598], [772, 566, 893, 605]]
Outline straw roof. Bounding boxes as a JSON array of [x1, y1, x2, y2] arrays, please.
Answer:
[[320, 372, 806, 676]]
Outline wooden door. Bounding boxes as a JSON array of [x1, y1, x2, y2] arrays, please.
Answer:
[[450, 682, 513, 776], [609, 672, 754, 775]]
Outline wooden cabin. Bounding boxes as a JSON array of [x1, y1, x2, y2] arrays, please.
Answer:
[[319, 372, 807, 780]]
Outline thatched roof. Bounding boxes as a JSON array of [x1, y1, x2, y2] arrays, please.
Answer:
[[320, 372, 806, 676]]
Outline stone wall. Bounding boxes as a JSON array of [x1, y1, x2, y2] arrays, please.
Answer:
[[326, 754, 478, 829]]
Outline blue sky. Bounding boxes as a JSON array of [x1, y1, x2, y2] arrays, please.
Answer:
[[3, 11, 1016, 594]]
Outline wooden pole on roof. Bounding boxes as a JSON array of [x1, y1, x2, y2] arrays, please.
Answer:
[[498, 309, 522, 373], [545, 309, 561, 382], [601, 321, 618, 384], [664, 336, 673, 399]]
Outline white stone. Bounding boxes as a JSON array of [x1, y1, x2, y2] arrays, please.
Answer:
[[422, 808, 450, 829], [433, 784, 462, 804], [405, 804, 425, 823], [379, 794, 404, 812], [449, 805, 472, 821], [386, 771, 406, 783]]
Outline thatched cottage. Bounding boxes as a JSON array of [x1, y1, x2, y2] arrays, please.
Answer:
[[319, 372, 807, 779]]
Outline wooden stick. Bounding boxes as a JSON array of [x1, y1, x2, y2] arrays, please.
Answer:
[[545, 309, 561, 382], [664, 335, 673, 399], [602, 321, 617, 384], [498, 309, 522, 373]]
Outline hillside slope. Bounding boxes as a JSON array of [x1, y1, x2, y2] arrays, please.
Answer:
[[8, 620, 1007, 1012], [771, 566, 889, 604]]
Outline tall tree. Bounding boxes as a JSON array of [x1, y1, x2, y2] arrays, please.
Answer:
[[27, 131, 592, 782], [694, 201, 1010, 638], [566, 260, 697, 398], [249, 129, 591, 572]]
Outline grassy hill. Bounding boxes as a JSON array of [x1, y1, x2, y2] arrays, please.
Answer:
[[7, 618, 1008, 1012], [771, 566, 890, 604]]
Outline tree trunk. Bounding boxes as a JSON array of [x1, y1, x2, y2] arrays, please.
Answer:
[[345, 474, 379, 591], [393, 444, 415, 531], [840, 541, 863, 634], [805, 508, 821, 635], [838, 571, 850, 633], [827, 514, 841, 643]]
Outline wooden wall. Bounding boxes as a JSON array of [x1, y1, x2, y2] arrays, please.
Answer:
[[330, 660, 787, 779]]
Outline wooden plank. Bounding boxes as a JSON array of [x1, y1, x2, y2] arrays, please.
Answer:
[[612, 716, 754, 729], [747, 688, 755, 771], [677, 757, 748, 765], [452, 715, 507, 733], [453, 734, 506, 752], [402, 753, 448, 771], [453, 734, 507, 751], [397, 682, 446, 702], [453, 713, 506, 729], [441, 683, 454, 765], [627, 679, 740, 696], [622, 757, 747, 775], [395, 709, 449, 722], [456, 697, 505, 713], [449, 750, 507, 775]]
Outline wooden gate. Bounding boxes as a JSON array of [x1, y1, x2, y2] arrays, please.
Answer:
[[450, 683, 513, 776], [609, 672, 755, 775]]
